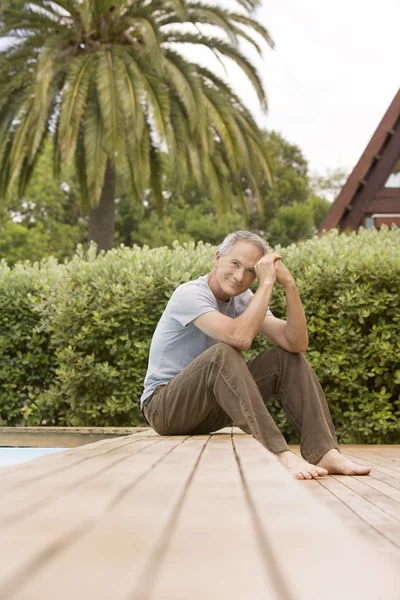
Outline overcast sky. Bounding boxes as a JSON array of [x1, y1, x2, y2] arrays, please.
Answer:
[[229, 0, 399, 176]]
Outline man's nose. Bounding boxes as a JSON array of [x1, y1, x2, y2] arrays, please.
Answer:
[[234, 269, 245, 283]]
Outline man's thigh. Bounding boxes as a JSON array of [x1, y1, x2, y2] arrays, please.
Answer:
[[143, 344, 233, 435]]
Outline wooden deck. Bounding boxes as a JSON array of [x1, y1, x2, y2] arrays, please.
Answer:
[[1, 428, 400, 600]]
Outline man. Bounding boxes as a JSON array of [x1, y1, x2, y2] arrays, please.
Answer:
[[140, 231, 371, 479]]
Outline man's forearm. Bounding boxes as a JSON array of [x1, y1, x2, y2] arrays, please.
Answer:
[[284, 282, 308, 351], [232, 279, 275, 349]]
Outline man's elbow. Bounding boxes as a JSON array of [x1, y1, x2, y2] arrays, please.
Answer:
[[288, 340, 308, 353], [239, 338, 252, 351], [286, 335, 308, 353], [293, 344, 308, 353], [230, 333, 252, 351]]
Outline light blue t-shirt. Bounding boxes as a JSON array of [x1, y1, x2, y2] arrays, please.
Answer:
[[140, 274, 272, 406]]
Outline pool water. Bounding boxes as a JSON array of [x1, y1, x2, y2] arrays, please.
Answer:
[[0, 448, 68, 467]]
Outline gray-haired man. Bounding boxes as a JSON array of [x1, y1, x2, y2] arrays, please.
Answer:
[[140, 231, 370, 479]]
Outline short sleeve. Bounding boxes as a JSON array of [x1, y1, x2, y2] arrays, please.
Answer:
[[168, 283, 218, 327]]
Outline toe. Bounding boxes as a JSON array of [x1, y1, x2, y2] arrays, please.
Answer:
[[356, 466, 371, 475]]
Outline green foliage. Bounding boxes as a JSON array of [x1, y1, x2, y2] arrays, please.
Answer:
[[266, 201, 315, 248], [26, 242, 215, 426], [0, 129, 329, 265], [114, 131, 329, 251], [248, 226, 400, 444], [262, 131, 309, 209], [0, 0, 274, 248], [266, 195, 330, 247], [1, 227, 398, 444], [0, 258, 62, 425], [0, 142, 86, 265], [131, 193, 244, 248], [310, 168, 349, 202]]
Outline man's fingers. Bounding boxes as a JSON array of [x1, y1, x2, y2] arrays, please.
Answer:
[[260, 253, 281, 262]]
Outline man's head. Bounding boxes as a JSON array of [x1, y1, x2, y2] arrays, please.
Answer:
[[210, 231, 268, 300]]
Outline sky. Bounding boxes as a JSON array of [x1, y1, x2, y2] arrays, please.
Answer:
[[226, 0, 400, 177]]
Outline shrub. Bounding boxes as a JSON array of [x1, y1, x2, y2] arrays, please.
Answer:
[[248, 226, 400, 443], [0, 258, 62, 425], [0, 227, 399, 443], [31, 242, 214, 426]]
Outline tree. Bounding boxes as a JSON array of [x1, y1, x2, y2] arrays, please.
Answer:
[[266, 196, 330, 248], [115, 129, 330, 250], [0, 0, 275, 251], [310, 168, 349, 202], [0, 140, 86, 264]]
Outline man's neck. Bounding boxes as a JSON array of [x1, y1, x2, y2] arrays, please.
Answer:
[[207, 272, 230, 302]]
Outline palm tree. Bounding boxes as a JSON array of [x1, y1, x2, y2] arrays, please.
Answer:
[[0, 0, 273, 251]]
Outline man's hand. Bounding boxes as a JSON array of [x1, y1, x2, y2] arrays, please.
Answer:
[[274, 259, 296, 288], [254, 253, 281, 286]]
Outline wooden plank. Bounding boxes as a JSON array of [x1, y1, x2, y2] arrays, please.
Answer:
[[0, 430, 155, 491], [343, 447, 400, 470], [305, 479, 400, 562], [345, 446, 400, 459], [0, 437, 163, 527], [341, 450, 400, 479], [233, 435, 400, 600], [0, 436, 187, 599], [2, 436, 209, 600], [316, 476, 400, 547], [345, 446, 400, 461], [330, 474, 400, 523], [288, 444, 400, 478], [351, 473, 400, 504], [142, 433, 282, 600], [0, 427, 148, 448], [2, 438, 400, 599], [365, 471, 400, 491]]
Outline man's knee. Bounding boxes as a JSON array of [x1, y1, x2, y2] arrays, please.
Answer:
[[275, 345, 309, 368], [207, 342, 243, 362]]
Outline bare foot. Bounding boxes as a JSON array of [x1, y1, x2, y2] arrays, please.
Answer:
[[316, 449, 371, 475], [276, 451, 328, 480]]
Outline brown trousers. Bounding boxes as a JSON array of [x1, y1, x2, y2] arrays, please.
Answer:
[[142, 343, 339, 464]]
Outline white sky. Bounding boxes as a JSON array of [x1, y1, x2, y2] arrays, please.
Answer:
[[229, 0, 400, 176]]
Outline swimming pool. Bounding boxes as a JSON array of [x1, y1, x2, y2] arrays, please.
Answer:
[[0, 447, 68, 467]]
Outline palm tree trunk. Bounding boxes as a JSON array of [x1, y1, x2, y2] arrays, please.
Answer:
[[88, 159, 116, 252]]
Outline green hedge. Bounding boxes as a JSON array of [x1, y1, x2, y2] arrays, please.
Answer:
[[0, 227, 399, 443]]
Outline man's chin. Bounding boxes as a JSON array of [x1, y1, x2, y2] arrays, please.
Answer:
[[224, 281, 245, 295]]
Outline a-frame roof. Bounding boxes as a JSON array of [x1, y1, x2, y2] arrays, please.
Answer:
[[319, 88, 400, 232]]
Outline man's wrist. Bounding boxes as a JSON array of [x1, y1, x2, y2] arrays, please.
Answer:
[[282, 279, 296, 290], [258, 278, 275, 290]]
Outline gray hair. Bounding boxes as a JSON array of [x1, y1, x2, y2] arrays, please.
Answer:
[[219, 231, 268, 257]]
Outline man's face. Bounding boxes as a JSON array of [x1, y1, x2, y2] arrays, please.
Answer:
[[213, 241, 263, 300]]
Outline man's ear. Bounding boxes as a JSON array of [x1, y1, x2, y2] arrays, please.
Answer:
[[214, 251, 221, 269]]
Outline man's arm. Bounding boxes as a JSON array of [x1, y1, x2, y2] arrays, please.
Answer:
[[259, 261, 308, 353], [193, 253, 280, 351]]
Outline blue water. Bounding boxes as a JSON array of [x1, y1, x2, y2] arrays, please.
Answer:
[[0, 448, 67, 467]]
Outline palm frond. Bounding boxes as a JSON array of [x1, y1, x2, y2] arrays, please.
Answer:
[[83, 90, 108, 207], [164, 31, 267, 108], [163, 51, 202, 133], [58, 53, 94, 167], [96, 48, 122, 163]]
